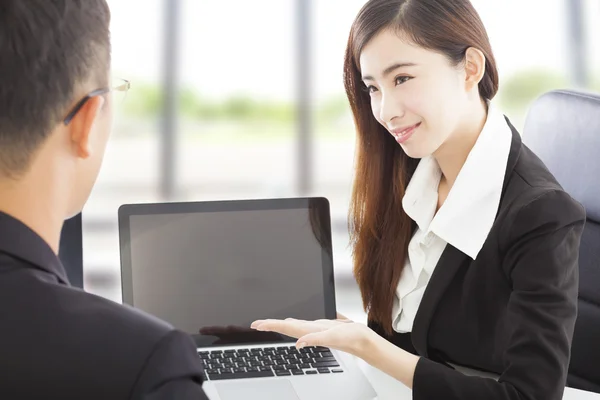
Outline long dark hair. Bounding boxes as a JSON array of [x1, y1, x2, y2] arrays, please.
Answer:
[[345, 0, 498, 335]]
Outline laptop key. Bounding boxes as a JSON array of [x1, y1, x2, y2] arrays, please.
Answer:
[[259, 366, 272, 372], [300, 363, 312, 369], [275, 370, 292, 376], [233, 368, 246, 373], [314, 353, 335, 360], [312, 361, 340, 368], [313, 356, 337, 363], [305, 370, 318, 375], [317, 368, 331, 374], [332, 369, 344, 373], [317, 354, 334, 360], [209, 370, 275, 381], [291, 370, 304, 375]]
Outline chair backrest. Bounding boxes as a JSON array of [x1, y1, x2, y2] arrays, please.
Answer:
[[523, 90, 600, 393], [58, 213, 83, 288]]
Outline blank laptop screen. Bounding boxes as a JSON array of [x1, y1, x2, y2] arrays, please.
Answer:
[[119, 198, 335, 346]]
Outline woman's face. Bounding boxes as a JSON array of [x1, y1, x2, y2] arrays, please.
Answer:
[[359, 29, 471, 159]]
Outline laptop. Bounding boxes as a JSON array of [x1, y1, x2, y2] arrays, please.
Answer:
[[118, 197, 377, 400]]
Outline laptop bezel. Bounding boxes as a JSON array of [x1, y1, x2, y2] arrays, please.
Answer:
[[118, 196, 337, 344]]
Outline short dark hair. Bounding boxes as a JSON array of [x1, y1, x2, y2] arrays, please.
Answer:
[[0, 0, 111, 177]]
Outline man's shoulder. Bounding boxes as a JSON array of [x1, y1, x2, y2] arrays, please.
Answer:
[[53, 282, 175, 344], [57, 287, 206, 399], [0, 268, 200, 399], [1, 262, 176, 349], [5, 267, 177, 352]]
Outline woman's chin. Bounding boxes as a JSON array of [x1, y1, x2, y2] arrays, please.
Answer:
[[400, 143, 431, 159]]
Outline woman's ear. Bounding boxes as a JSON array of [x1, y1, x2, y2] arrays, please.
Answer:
[[464, 47, 486, 92]]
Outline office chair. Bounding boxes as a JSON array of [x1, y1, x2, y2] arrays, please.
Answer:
[[58, 213, 84, 289], [523, 89, 600, 393]]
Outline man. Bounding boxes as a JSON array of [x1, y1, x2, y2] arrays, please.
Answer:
[[0, 1, 209, 398]]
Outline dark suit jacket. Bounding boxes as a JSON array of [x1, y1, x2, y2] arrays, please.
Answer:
[[0, 212, 209, 399], [369, 118, 586, 400]]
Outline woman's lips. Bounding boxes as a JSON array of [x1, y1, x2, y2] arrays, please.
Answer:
[[391, 122, 421, 144]]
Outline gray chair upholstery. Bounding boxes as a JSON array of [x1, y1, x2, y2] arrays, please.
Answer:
[[523, 89, 600, 393]]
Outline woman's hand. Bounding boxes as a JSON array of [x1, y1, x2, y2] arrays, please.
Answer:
[[250, 317, 376, 358], [336, 312, 352, 321], [251, 316, 420, 389]]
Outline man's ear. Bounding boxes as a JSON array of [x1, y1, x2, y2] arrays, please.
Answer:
[[464, 47, 486, 92], [68, 95, 105, 159]]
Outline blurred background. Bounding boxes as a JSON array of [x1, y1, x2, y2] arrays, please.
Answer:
[[84, 0, 600, 323]]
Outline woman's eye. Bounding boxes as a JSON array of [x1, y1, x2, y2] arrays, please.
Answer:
[[366, 85, 378, 94], [395, 76, 412, 85]]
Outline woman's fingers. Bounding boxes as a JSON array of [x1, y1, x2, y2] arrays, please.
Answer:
[[296, 330, 336, 349], [336, 312, 351, 321], [251, 319, 311, 338]]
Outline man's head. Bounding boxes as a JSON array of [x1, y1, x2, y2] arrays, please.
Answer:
[[0, 0, 112, 218]]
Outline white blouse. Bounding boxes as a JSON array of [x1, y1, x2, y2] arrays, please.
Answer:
[[391, 102, 513, 333]]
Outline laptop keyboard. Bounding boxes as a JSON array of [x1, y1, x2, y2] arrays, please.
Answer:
[[198, 345, 344, 381]]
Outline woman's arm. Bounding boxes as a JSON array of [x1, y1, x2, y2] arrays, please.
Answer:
[[361, 333, 420, 389], [252, 190, 585, 400], [375, 189, 583, 400]]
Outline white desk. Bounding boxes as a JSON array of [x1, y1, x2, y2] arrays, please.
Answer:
[[357, 359, 600, 400]]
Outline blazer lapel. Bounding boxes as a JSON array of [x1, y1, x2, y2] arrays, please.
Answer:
[[411, 116, 523, 357], [411, 244, 469, 356], [501, 116, 522, 196]]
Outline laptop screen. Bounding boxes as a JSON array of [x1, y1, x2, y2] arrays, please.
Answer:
[[119, 197, 336, 347]]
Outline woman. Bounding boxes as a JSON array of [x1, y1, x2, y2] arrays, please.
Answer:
[[252, 0, 585, 399]]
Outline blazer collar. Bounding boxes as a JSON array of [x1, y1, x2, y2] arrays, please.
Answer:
[[0, 211, 70, 285], [410, 117, 523, 357]]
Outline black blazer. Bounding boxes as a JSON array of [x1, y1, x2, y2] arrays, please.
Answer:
[[370, 118, 586, 400], [0, 212, 209, 399]]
